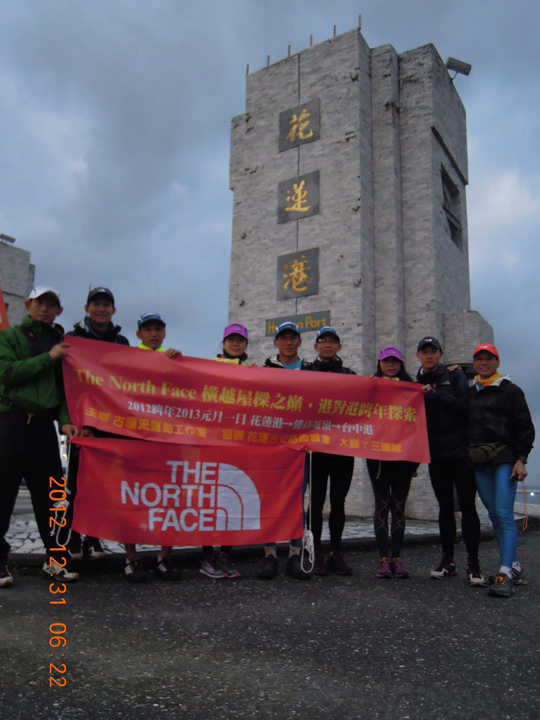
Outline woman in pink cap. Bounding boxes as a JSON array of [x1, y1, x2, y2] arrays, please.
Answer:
[[200, 323, 254, 580], [367, 347, 418, 579]]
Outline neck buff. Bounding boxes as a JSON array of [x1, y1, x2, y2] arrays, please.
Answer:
[[474, 372, 502, 387]]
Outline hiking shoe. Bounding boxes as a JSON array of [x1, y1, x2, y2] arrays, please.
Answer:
[[286, 554, 310, 581], [218, 553, 241, 579], [511, 567, 527, 585], [155, 556, 182, 581], [83, 537, 106, 560], [312, 553, 328, 576], [489, 574, 515, 598], [200, 557, 226, 579], [0, 564, 13, 588], [258, 555, 278, 580], [430, 558, 457, 579], [391, 557, 410, 579], [42, 561, 79, 582], [377, 557, 393, 579], [67, 535, 83, 561], [124, 559, 148, 583], [327, 552, 353, 576], [466, 561, 486, 587]]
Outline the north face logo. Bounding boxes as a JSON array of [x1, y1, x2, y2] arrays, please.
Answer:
[[120, 460, 261, 532]]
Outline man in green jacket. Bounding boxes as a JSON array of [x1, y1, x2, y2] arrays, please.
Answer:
[[0, 286, 79, 587]]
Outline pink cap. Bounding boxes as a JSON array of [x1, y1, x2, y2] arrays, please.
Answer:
[[378, 346, 404, 362], [223, 323, 249, 340]]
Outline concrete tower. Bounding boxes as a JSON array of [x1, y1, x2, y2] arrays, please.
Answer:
[[228, 27, 492, 517]]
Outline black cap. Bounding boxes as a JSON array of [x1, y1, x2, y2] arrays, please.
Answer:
[[417, 336, 442, 352], [87, 287, 115, 305]]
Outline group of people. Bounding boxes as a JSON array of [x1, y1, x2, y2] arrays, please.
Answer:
[[0, 285, 535, 599]]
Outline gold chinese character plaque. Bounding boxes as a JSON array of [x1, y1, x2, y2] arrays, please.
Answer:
[[278, 171, 320, 223], [277, 248, 319, 300], [279, 99, 320, 152]]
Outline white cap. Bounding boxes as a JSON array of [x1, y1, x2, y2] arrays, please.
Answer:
[[28, 285, 61, 302]]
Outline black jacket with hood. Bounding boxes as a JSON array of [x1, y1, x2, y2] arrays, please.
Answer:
[[66, 317, 129, 346]]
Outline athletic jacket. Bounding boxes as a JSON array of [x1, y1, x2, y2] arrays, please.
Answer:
[[302, 356, 356, 375], [0, 315, 71, 425], [66, 317, 129, 345], [264, 355, 310, 370], [469, 376, 535, 466], [416, 363, 469, 459]]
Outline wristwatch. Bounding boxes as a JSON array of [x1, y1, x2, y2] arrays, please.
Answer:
[[518, 456, 528, 464]]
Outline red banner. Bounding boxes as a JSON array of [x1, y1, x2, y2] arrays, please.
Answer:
[[0, 286, 9, 330], [64, 337, 430, 462], [72, 437, 304, 546]]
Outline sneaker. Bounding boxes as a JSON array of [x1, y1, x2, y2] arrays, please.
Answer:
[[0, 564, 14, 588], [391, 557, 410, 579], [155, 556, 182, 581], [489, 574, 515, 598], [124, 558, 149, 583], [218, 553, 241, 579], [376, 557, 393, 579], [42, 561, 79, 582], [286, 554, 310, 581], [200, 557, 226, 579], [327, 552, 353, 576], [511, 567, 527, 585], [312, 553, 328, 576], [83, 537, 106, 560], [67, 535, 83, 561], [466, 561, 486, 587], [430, 557, 457, 579], [258, 555, 278, 580]]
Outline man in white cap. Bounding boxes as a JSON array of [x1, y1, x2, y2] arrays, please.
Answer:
[[0, 286, 79, 587]]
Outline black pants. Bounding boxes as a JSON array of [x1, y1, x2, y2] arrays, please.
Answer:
[[367, 460, 418, 558], [309, 452, 354, 552], [0, 408, 66, 563], [428, 456, 480, 563]]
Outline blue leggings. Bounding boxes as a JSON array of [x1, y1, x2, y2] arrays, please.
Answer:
[[474, 463, 517, 568]]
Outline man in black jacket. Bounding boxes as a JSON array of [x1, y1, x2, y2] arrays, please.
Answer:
[[64, 287, 129, 561], [303, 326, 356, 576], [416, 336, 483, 585]]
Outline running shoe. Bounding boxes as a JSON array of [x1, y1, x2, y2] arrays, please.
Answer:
[[67, 535, 83, 561], [0, 564, 13, 588], [83, 537, 106, 560], [258, 555, 278, 580], [511, 567, 527, 585], [489, 574, 515, 598], [200, 557, 226, 579], [391, 557, 410, 579], [124, 558, 148, 583], [327, 552, 353, 576], [155, 556, 182, 581], [42, 561, 79, 582], [312, 553, 328, 576], [286, 554, 310, 581], [376, 557, 393, 579], [466, 561, 486, 587], [218, 553, 241, 579], [430, 557, 457, 579]]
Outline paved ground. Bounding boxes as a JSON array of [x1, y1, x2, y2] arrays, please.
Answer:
[[2, 494, 540, 720]]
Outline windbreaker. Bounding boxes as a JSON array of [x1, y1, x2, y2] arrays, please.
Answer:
[[0, 315, 71, 425], [66, 317, 129, 345], [469, 375, 535, 465], [302, 356, 356, 375]]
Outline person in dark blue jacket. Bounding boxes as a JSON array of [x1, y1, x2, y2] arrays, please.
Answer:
[[416, 336, 484, 586]]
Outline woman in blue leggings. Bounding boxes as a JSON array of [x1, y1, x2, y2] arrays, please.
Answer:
[[469, 344, 535, 598]]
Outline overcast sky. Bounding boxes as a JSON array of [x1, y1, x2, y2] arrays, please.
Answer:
[[1, 1, 539, 483]]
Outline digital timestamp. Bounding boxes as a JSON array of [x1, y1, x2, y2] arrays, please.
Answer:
[[48, 476, 69, 687]]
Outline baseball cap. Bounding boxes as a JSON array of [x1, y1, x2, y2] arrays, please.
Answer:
[[87, 287, 115, 305], [223, 323, 249, 340], [417, 336, 442, 352], [316, 326, 340, 342], [275, 321, 301, 338], [378, 346, 404, 362], [28, 286, 60, 303], [137, 312, 166, 330], [473, 343, 499, 360]]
